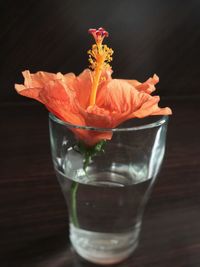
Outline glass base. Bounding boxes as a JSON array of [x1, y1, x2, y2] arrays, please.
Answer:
[[70, 223, 140, 265]]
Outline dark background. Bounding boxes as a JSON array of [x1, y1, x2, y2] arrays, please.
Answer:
[[1, 1, 200, 266], [1, 0, 200, 104]]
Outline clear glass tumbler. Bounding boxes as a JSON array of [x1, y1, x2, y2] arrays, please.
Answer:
[[49, 114, 168, 265]]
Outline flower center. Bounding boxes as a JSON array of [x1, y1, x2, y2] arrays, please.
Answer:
[[88, 27, 113, 106]]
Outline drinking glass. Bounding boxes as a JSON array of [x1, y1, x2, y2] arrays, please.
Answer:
[[49, 114, 168, 265]]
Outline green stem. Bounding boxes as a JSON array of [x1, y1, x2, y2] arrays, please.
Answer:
[[70, 180, 79, 227], [70, 140, 106, 228]]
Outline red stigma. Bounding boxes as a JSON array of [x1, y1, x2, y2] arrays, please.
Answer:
[[88, 27, 109, 38]]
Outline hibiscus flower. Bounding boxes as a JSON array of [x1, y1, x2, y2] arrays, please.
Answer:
[[15, 27, 171, 146]]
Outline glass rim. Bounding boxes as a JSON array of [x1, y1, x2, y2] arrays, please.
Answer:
[[49, 113, 168, 132]]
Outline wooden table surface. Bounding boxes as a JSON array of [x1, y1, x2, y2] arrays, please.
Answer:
[[1, 98, 200, 267]]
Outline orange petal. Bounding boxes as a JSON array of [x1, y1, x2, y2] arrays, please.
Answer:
[[39, 80, 85, 126], [15, 84, 43, 103], [125, 74, 159, 94], [72, 68, 113, 109], [131, 95, 172, 118], [15, 70, 65, 103], [23, 70, 60, 88], [99, 79, 137, 113], [15, 70, 86, 126], [82, 105, 112, 128], [151, 107, 172, 116], [97, 79, 149, 127], [71, 69, 93, 108], [97, 78, 171, 127]]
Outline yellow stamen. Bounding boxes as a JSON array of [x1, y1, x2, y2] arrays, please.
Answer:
[[88, 28, 113, 106]]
